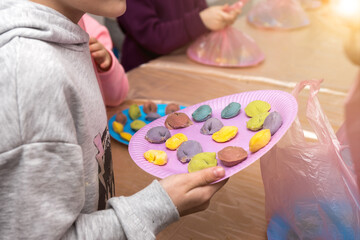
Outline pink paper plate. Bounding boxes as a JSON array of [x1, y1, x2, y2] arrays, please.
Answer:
[[128, 90, 298, 181]]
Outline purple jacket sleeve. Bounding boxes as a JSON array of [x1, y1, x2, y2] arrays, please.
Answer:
[[118, 0, 209, 55]]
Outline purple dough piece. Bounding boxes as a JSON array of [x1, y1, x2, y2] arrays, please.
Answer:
[[145, 112, 161, 121], [200, 118, 224, 135], [176, 140, 203, 163], [263, 111, 283, 135], [145, 126, 171, 143]]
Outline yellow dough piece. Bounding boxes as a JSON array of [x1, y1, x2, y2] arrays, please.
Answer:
[[245, 100, 271, 117], [120, 132, 132, 142], [212, 126, 238, 143], [165, 133, 188, 150], [249, 129, 271, 153], [112, 121, 124, 134], [246, 112, 270, 131], [144, 150, 168, 166]]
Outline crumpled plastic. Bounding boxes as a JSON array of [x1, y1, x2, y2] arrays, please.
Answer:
[[260, 79, 360, 239], [247, 0, 310, 30]]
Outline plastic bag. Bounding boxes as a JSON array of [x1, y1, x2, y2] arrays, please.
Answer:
[[260, 79, 360, 239], [247, 0, 310, 30], [186, 0, 265, 68]]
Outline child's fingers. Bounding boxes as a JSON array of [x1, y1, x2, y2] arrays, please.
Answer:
[[89, 37, 98, 44], [89, 42, 103, 53]]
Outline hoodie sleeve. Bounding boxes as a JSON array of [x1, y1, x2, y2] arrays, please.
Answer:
[[0, 31, 178, 240], [62, 181, 180, 240], [81, 14, 129, 106], [117, 0, 209, 55]]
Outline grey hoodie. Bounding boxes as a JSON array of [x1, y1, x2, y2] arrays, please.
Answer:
[[0, 0, 179, 239]]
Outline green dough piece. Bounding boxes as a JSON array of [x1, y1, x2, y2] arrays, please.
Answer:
[[129, 104, 141, 120], [244, 100, 271, 117], [188, 152, 217, 173], [246, 112, 270, 131], [130, 120, 146, 131]]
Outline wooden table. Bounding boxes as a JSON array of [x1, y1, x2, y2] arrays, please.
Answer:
[[107, 4, 359, 240]]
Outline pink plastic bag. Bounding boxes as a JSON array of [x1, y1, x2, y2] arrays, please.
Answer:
[[186, 0, 265, 67], [247, 0, 310, 30], [260, 79, 360, 239]]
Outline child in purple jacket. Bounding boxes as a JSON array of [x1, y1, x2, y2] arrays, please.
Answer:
[[117, 0, 240, 71]]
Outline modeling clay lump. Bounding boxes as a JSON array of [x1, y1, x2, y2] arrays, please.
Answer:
[[218, 146, 248, 167], [188, 152, 217, 173], [177, 140, 203, 163], [200, 118, 224, 135], [246, 112, 270, 131], [143, 101, 157, 114], [112, 121, 124, 134], [212, 126, 238, 143], [263, 111, 283, 135], [165, 133, 188, 150], [221, 102, 241, 119], [129, 104, 141, 120], [144, 150, 168, 166], [130, 120, 146, 131], [192, 105, 212, 122], [249, 129, 271, 153], [165, 112, 193, 129], [165, 103, 180, 114], [244, 100, 271, 117], [145, 126, 171, 143]]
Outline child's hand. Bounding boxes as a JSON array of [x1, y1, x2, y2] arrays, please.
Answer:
[[89, 37, 112, 72], [160, 166, 227, 217], [200, 5, 241, 31]]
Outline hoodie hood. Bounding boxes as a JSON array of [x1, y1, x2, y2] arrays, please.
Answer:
[[0, 0, 88, 48]]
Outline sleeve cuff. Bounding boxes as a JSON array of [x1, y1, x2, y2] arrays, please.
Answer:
[[107, 180, 180, 239], [183, 11, 209, 40]]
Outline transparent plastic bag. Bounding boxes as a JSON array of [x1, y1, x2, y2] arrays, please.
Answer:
[[247, 0, 310, 30], [260, 79, 360, 239], [186, 0, 265, 67]]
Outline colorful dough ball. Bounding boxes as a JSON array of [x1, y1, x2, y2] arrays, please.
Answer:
[[221, 102, 241, 119], [177, 140, 203, 163], [165, 112, 193, 129], [144, 150, 168, 166], [188, 152, 217, 173], [145, 112, 162, 121], [145, 126, 171, 143], [218, 146, 248, 167], [112, 121, 124, 134], [143, 101, 158, 114], [263, 111, 283, 135], [246, 112, 270, 131], [200, 118, 224, 135], [212, 126, 238, 143], [244, 100, 271, 117], [129, 104, 141, 120], [192, 105, 212, 122], [165, 133, 188, 150], [165, 103, 180, 114], [249, 129, 271, 153], [115, 112, 127, 125], [120, 132, 132, 142], [130, 120, 146, 131]]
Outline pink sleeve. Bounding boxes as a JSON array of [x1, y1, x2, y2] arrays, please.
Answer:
[[81, 14, 129, 106]]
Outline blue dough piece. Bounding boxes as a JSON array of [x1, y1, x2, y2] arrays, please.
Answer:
[[192, 105, 212, 122], [221, 102, 241, 119]]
